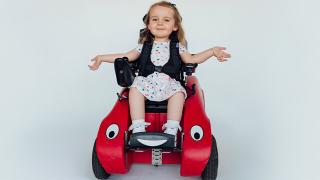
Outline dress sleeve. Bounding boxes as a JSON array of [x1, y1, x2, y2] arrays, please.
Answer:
[[178, 43, 188, 54], [134, 44, 143, 53]]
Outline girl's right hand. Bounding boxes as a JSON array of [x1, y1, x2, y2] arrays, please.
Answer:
[[88, 56, 102, 70]]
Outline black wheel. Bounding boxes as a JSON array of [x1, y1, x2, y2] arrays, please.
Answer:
[[92, 141, 111, 179], [201, 135, 218, 180]]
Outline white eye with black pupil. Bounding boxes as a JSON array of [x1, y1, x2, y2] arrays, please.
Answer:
[[190, 125, 203, 141], [106, 124, 119, 139]]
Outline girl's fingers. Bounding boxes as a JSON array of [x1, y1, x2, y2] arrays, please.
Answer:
[[88, 63, 97, 69], [224, 53, 231, 58], [216, 46, 226, 50], [88, 58, 99, 70], [89, 61, 96, 66], [214, 48, 231, 62], [218, 55, 228, 62], [221, 52, 231, 58]]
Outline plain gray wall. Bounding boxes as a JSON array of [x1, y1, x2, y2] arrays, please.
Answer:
[[1, 0, 319, 179]]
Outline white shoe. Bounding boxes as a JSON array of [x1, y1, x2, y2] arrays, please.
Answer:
[[162, 120, 182, 136], [129, 119, 151, 134]]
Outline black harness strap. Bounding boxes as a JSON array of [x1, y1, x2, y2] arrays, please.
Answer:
[[138, 35, 182, 81]]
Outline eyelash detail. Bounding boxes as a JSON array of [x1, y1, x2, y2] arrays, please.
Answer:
[[151, 19, 170, 22]]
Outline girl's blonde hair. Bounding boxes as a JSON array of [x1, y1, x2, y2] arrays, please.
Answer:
[[138, 1, 186, 45]]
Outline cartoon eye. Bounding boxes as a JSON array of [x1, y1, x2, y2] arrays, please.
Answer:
[[106, 124, 119, 139], [190, 125, 203, 141]]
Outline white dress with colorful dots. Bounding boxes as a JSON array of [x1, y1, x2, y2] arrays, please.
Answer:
[[130, 41, 188, 102]]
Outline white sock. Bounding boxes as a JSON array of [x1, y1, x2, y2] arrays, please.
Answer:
[[163, 120, 181, 136], [129, 119, 149, 134]]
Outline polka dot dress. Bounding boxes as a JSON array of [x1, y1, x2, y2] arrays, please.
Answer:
[[130, 41, 188, 102]]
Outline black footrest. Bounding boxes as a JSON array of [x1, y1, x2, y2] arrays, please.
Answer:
[[127, 132, 176, 149]]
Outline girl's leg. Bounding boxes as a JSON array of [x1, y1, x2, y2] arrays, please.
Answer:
[[128, 87, 148, 133], [164, 92, 185, 135], [129, 87, 145, 120]]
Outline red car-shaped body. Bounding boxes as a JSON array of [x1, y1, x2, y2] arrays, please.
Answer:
[[92, 59, 218, 180]]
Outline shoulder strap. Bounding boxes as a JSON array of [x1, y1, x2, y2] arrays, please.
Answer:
[[160, 41, 182, 81], [138, 41, 153, 76]]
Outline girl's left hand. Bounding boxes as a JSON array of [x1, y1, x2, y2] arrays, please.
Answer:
[[212, 47, 231, 62]]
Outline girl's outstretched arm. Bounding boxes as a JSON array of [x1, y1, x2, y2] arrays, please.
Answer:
[[180, 46, 231, 64], [89, 49, 140, 71]]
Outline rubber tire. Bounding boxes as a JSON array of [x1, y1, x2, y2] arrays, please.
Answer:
[[201, 135, 219, 180], [92, 141, 111, 179]]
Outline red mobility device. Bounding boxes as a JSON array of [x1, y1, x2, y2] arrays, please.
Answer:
[[92, 59, 218, 180]]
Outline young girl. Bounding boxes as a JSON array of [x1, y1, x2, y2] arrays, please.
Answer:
[[89, 1, 231, 137]]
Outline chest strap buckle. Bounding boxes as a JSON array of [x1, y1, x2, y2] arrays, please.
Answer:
[[154, 66, 163, 73]]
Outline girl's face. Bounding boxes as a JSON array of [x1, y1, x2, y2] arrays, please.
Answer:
[[147, 5, 178, 41]]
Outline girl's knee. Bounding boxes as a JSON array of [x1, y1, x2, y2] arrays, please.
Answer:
[[129, 87, 137, 92], [129, 87, 140, 95], [171, 91, 185, 100], [177, 91, 186, 98], [129, 87, 145, 99]]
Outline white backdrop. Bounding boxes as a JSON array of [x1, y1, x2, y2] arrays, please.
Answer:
[[1, 0, 319, 180]]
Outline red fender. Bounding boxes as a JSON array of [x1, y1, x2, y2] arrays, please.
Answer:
[[96, 89, 131, 174], [94, 76, 213, 176], [180, 76, 212, 176]]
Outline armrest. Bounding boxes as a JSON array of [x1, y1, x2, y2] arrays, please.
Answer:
[[183, 63, 198, 76], [114, 57, 136, 87]]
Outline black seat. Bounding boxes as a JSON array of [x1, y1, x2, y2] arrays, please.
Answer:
[[145, 100, 168, 113]]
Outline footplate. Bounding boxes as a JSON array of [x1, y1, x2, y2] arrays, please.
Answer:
[[127, 132, 176, 149]]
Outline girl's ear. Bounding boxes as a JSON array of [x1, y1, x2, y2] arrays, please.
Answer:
[[173, 25, 178, 31]]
